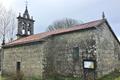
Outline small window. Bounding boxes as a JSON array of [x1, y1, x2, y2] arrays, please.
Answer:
[[73, 47, 79, 61], [16, 62, 21, 72], [118, 53, 120, 60]]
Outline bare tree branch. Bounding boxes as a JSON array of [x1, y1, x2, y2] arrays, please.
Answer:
[[0, 3, 16, 45], [46, 18, 83, 31]]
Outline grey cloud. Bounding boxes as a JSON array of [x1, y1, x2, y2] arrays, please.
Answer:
[[13, 0, 120, 38]]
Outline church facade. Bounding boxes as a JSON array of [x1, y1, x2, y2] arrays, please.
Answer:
[[1, 7, 120, 79]]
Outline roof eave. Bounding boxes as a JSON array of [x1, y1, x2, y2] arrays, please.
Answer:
[[104, 19, 120, 45], [3, 39, 46, 48]]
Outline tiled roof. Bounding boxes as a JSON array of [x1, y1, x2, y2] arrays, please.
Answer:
[[5, 19, 105, 47]]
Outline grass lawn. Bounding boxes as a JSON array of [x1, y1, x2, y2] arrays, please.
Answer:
[[97, 70, 120, 80], [0, 75, 7, 80], [0, 76, 3, 80], [0, 70, 120, 80], [115, 77, 120, 80], [0, 76, 5, 80]]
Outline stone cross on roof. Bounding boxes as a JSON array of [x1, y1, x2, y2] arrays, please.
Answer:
[[25, 0, 28, 7], [102, 12, 105, 19]]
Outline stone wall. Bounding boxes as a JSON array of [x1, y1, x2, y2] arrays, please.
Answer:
[[43, 29, 97, 78], [2, 22, 120, 79], [3, 42, 44, 77], [0, 48, 1, 71], [96, 23, 120, 78], [44, 23, 120, 78]]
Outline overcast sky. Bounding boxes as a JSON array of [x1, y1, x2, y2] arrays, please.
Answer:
[[0, 0, 120, 40]]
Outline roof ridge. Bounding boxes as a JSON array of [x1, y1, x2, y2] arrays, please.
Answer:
[[73, 19, 104, 26], [5, 19, 104, 47]]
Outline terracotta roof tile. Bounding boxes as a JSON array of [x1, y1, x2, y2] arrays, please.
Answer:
[[5, 19, 104, 47]]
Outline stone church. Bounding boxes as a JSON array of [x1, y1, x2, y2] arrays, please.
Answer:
[[1, 6, 120, 79]]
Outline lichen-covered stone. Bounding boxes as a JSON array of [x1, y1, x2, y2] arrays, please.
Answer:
[[2, 22, 120, 79]]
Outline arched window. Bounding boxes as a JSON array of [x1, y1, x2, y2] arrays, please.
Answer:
[[27, 23, 31, 28], [28, 30, 30, 35], [27, 24, 31, 35], [21, 22, 25, 30], [27, 23, 30, 27], [22, 27, 25, 35], [21, 22, 24, 26]]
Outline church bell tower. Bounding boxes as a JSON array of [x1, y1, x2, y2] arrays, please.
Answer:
[[17, 5, 35, 38]]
